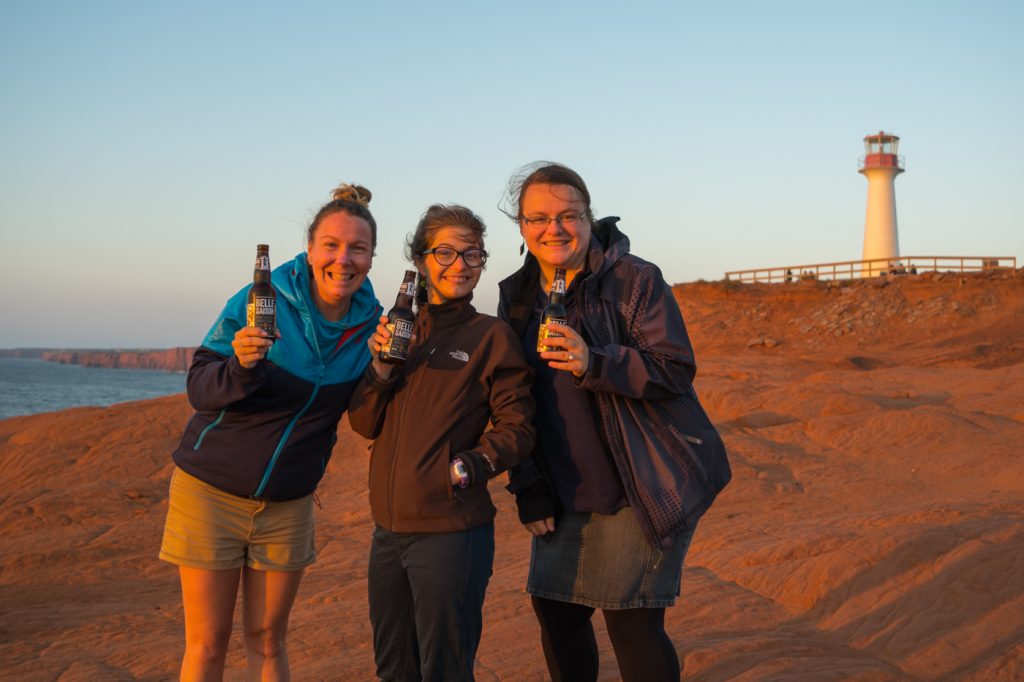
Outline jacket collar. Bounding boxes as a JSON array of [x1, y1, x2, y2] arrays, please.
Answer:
[[280, 252, 379, 330], [418, 294, 476, 330]]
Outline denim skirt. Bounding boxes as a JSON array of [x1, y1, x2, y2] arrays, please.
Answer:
[[527, 506, 695, 610]]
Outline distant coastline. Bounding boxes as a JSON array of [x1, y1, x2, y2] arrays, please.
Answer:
[[0, 348, 54, 359], [0, 347, 195, 372]]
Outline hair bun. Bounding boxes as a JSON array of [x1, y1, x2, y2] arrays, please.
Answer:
[[332, 183, 372, 206]]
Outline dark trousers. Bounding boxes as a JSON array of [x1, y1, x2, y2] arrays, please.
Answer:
[[368, 523, 495, 682]]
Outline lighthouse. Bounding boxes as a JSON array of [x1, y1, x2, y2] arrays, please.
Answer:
[[859, 131, 904, 276]]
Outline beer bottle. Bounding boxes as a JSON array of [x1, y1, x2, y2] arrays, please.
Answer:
[[379, 270, 417, 364], [537, 267, 567, 353], [246, 244, 276, 339]]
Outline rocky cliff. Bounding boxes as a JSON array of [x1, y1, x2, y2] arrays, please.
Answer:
[[41, 347, 195, 372]]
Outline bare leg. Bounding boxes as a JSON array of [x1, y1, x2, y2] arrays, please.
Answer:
[[241, 566, 305, 681], [179, 566, 242, 681]]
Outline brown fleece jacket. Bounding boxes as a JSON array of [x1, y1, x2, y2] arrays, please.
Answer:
[[347, 296, 536, 533]]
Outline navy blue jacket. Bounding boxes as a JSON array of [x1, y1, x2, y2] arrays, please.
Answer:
[[172, 253, 380, 500]]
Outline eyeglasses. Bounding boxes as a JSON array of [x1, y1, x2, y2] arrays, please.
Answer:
[[422, 246, 488, 268], [519, 212, 587, 229]]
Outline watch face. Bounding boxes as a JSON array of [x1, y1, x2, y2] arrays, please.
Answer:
[[453, 460, 469, 487]]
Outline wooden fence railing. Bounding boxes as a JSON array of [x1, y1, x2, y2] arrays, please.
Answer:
[[724, 256, 1017, 283]]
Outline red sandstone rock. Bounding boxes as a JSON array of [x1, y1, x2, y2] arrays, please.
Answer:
[[1, 270, 1022, 680]]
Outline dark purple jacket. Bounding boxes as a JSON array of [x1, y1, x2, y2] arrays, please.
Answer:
[[498, 217, 731, 548]]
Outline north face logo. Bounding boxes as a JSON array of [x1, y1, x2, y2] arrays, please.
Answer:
[[449, 350, 469, 362]]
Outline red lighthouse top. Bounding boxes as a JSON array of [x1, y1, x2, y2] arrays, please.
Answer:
[[859, 131, 904, 171]]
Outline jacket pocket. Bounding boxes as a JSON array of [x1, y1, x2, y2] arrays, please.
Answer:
[[616, 395, 730, 532], [652, 390, 730, 486], [662, 420, 710, 482]]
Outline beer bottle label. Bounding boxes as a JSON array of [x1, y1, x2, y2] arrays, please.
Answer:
[[247, 296, 276, 335], [381, 318, 414, 359], [537, 316, 568, 353], [254, 254, 270, 270]]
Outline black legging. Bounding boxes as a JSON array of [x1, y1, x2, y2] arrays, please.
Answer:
[[531, 596, 680, 681]]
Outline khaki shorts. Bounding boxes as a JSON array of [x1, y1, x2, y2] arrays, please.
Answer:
[[159, 467, 316, 572]]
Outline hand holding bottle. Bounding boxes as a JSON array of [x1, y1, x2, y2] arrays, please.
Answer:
[[367, 315, 395, 380], [232, 326, 280, 369], [539, 322, 588, 377]]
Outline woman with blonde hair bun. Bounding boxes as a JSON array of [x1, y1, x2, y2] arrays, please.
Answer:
[[159, 183, 382, 680]]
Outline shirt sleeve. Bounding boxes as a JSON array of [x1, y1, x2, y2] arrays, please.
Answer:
[[575, 260, 697, 400], [469, 322, 536, 476], [185, 346, 268, 412], [346, 364, 400, 439]]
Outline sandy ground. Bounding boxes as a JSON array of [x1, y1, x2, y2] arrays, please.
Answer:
[[1, 269, 1022, 681]]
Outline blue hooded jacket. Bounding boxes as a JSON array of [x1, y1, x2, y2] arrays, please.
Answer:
[[172, 253, 381, 500]]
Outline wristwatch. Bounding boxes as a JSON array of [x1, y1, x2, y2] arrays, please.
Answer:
[[451, 457, 470, 489]]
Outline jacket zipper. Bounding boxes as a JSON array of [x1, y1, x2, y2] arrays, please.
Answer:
[[583, 282, 666, 548], [254, 312, 345, 499], [193, 410, 226, 450], [253, 371, 323, 498], [386, 313, 431, 529]]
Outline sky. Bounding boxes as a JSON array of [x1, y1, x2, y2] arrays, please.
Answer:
[[1, 1, 1022, 348]]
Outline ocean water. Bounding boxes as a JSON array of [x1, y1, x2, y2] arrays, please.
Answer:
[[0, 357, 186, 420]]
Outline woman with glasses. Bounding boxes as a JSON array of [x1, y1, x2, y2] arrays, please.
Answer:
[[497, 163, 731, 681], [348, 204, 535, 681]]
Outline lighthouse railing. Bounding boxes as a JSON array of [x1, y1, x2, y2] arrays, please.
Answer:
[[858, 154, 906, 170], [724, 255, 1017, 283]]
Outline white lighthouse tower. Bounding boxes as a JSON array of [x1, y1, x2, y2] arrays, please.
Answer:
[[859, 131, 904, 276]]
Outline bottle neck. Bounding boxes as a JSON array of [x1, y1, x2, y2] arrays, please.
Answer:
[[393, 274, 417, 309], [539, 266, 576, 296], [547, 268, 567, 300], [254, 248, 271, 284]]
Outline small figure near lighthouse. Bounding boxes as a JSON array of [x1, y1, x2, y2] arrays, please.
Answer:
[[860, 131, 904, 276]]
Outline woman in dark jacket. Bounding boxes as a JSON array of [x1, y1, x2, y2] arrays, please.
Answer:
[[497, 163, 731, 681], [348, 204, 535, 681], [160, 184, 381, 680]]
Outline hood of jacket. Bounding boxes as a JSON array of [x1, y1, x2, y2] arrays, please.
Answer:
[[587, 215, 629, 279], [201, 252, 379, 385]]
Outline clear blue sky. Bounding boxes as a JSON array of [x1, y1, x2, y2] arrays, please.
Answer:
[[2, 1, 1021, 348]]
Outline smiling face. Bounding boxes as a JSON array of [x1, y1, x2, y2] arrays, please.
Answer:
[[307, 211, 374, 320], [416, 226, 483, 305], [519, 183, 592, 276]]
